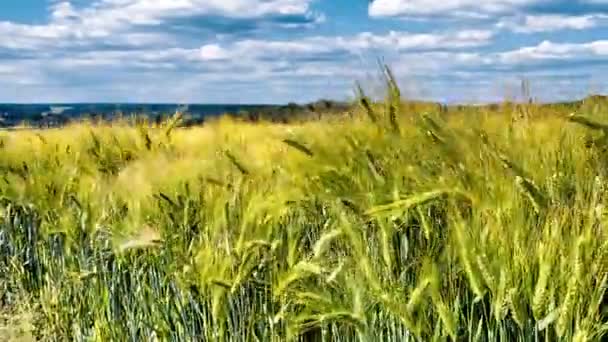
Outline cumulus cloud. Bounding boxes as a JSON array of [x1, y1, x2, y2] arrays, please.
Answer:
[[193, 29, 494, 59], [2, 33, 607, 103], [2, 29, 491, 72], [497, 14, 607, 32], [368, 0, 536, 18], [91, 0, 315, 20], [0, 0, 607, 103], [0, 0, 321, 51], [498, 40, 608, 63], [368, 0, 608, 18], [0, 24, 497, 103], [58, 0, 319, 26]]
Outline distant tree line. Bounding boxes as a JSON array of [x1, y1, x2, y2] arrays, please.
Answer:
[[179, 99, 351, 127], [1, 95, 607, 129]]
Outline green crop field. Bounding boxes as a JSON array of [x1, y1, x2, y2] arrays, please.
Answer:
[[0, 82, 607, 341]]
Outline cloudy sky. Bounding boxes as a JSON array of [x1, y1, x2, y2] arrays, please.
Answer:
[[1, 0, 607, 104]]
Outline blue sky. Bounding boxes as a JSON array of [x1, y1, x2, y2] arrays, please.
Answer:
[[0, 0, 607, 104]]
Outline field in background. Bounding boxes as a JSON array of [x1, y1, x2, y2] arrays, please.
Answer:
[[0, 82, 607, 340]]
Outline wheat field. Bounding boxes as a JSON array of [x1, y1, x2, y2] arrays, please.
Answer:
[[0, 84, 607, 340]]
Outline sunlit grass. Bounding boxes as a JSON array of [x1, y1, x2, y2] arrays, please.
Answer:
[[0, 87, 607, 341]]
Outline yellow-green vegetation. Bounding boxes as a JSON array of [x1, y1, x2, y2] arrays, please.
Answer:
[[0, 88, 607, 340]]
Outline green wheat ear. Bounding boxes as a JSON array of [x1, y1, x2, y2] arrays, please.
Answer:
[[382, 64, 401, 133], [366, 189, 470, 217], [533, 249, 551, 321], [515, 176, 548, 214], [137, 124, 153, 150], [224, 150, 250, 175], [164, 111, 184, 139], [355, 82, 378, 124], [282, 139, 314, 157], [567, 113, 608, 132]]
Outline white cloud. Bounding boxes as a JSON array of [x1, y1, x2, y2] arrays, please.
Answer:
[[65, 0, 319, 30], [194, 29, 494, 60], [0, 19, 175, 51], [368, 0, 536, 18], [499, 40, 608, 63], [497, 14, 607, 32], [50, 2, 79, 21], [348, 30, 494, 49], [368, 0, 608, 19], [52, 0, 310, 41], [2, 37, 607, 103], [199, 44, 230, 61], [0, 26, 498, 102], [18, 29, 490, 73], [1, 0, 607, 104], [0, 0, 320, 51]]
